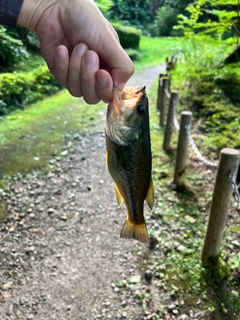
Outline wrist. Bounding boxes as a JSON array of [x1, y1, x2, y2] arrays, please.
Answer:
[[17, 0, 53, 31]]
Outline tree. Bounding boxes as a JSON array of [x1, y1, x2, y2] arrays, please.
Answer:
[[175, 0, 239, 42], [108, 0, 154, 29], [155, 0, 194, 36]]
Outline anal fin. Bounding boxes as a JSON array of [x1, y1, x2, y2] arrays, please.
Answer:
[[115, 183, 124, 207], [146, 178, 154, 210]]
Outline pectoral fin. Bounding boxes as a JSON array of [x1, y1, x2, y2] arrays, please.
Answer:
[[146, 178, 154, 210], [106, 150, 108, 166], [115, 183, 124, 207]]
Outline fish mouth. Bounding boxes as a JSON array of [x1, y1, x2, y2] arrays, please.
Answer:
[[113, 86, 146, 109]]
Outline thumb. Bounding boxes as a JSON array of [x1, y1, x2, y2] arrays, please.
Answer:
[[109, 49, 135, 90]]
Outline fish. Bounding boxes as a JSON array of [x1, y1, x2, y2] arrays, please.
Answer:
[[105, 86, 154, 244]]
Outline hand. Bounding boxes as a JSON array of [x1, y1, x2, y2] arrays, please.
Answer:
[[17, 0, 134, 104]]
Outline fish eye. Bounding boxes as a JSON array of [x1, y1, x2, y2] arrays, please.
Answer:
[[136, 104, 146, 115]]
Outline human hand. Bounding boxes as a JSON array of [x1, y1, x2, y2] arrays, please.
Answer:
[[17, 0, 134, 104]]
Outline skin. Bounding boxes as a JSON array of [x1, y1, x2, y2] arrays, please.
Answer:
[[17, 0, 134, 104]]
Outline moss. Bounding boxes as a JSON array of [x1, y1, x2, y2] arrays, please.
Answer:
[[0, 90, 105, 181]]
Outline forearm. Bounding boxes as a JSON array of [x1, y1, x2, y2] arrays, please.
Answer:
[[0, 0, 24, 27]]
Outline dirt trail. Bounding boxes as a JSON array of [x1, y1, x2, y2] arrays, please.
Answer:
[[0, 65, 165, 320]]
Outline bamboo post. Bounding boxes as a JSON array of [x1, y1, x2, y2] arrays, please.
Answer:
[[173, 111, 192, 186], [163, 90, 178, 151], [159, 78, 169, 126], [201, 148, 240, 268]]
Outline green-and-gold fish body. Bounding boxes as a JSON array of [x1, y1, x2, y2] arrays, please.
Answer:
[[105, 86, 154, 244]]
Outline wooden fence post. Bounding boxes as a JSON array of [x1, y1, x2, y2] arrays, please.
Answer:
[[173, 111, 192, 187], [163, 90, 178, 151], [156, 74, 164, 111], [159, 78, 169, 126], [201, 148, 240, 268]]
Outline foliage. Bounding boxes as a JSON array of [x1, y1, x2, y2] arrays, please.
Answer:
[[124, 48, 141, 61], [0, 66, 63, 115], [175, 0, 239, 40], [109, 0, 155, 30], [171, 38, 240, 152], [111, 22, 141, 49], [0, 26, 28, 68], [94, 0, 113, 13], [154, 0, 194, 36], [155, 5, 179, 36], [14, 26, 40, 53]]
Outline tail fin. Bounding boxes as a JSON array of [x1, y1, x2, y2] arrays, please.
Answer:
[[120, 220, 149, 244]]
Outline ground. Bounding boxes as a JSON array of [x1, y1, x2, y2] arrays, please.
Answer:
[[0, 65, 238, 320]]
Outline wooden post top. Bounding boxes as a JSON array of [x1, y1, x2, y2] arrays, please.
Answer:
[[220, 148, 240, 156], [181, 111, 192, 116]]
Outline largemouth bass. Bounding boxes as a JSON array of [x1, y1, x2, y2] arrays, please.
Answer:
[[105, 86, 154, 244]]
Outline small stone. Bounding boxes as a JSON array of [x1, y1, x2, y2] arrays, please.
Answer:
[[144, 270, 152, 282], [232, 240, 240, 247], [185, 215, 196, 223], [6, 304, 13, 316], [168, 304, 176, 312], [25, 246, 35, 254], [60, 214, 68, 221], [1, 281, 13, 291], [61, 150, 68, 156], [48, 208, 55, 214], [128, 275, 141, 284], [178, 315, 189, 320]]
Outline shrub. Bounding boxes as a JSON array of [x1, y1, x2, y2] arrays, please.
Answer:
[[0, 26, 28, 68], [14, 26, 40, 53], [0, 66, 63, 115], [155, 5, 179, 36], [125, 48, 141, 61], [111, 22, 141, 49]]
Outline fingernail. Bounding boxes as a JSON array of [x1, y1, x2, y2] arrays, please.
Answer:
[[84, 51, 97, 67], [56, 47, 66, 60], [75, 43, 87, 57]]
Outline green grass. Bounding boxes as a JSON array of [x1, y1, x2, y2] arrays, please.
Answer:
[[0, 90, 105, 180], [134, 36, 186, 69]]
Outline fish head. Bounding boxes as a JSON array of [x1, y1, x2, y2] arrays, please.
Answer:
[[106, 86, 148, 146]]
